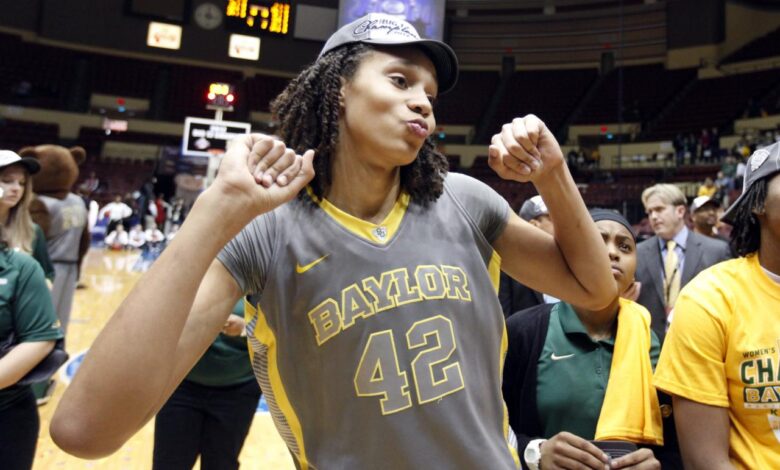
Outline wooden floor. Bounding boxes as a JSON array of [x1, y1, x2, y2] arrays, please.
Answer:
[[34, 249, 296, 470]]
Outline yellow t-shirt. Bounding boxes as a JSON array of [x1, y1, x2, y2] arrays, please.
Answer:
[[698, 185, 717, 197], [654, 255, 780, 469]]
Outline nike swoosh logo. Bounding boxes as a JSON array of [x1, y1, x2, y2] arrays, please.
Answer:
[[296, 254, 329, 274], [551, 353, 575, 361]]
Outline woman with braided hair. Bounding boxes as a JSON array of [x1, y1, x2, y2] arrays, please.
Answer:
[[270, 42, 447, 205], [655, 142, 780, 469], [52, 13, 616, 469]]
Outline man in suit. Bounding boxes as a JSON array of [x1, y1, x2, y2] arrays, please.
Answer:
[[636, 184, 732, 341], [498, 196, 557, 317]]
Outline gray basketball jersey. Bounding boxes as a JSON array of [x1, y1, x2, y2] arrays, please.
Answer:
[[218, 173, 520, 469], [37, 194, 87, 263]]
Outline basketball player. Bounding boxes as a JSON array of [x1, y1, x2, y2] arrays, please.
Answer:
[[52, 14, 616, 469]]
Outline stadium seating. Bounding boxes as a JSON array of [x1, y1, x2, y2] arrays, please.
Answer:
[[575, 64, 696, 124], [490, 69, 598, 136], [91, 54, 159, 98], [0, 33, 73, 110], [0, 119, 60, 150], [244, 74, 291, 113], [721, 27, 780, 65], [435, 71, 501, 125], [646, 68, 780, 140]]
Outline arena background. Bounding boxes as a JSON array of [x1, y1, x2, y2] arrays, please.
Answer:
[[1, 0, 779, 225]]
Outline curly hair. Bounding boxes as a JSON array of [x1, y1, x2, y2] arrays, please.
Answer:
[[270, 43, 449, 206], [729, 178, 767, 256]]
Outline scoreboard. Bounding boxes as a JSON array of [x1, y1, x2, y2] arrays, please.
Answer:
[[225, 0, 292, 35]]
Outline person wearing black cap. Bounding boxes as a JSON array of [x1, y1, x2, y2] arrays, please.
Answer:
[[498, 195, 556, 318], [504, 209, 679, 470], [53, 14, 617, 469], [655, 142, 780, 469]]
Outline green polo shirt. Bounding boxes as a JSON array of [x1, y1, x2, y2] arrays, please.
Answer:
[[186, 300, 255, 387], [0, 250, 62, 410], [536, 302, 660, 439]]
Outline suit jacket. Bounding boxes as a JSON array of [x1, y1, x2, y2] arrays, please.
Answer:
[[498, 272, 544, 318], [636, 230, 732, 341]]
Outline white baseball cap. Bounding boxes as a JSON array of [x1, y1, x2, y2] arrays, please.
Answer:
[[690, 195, 720, 213], [319, 13, 458, 93], [0, 150, 40, 174]]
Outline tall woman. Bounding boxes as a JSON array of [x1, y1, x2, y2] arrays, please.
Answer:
[[52, 14, 616, 468], [0, 224, 63, 469], [655, 142, 780, 469]]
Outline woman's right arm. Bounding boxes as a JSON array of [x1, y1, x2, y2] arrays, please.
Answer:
[[51, 135, 314, 459]]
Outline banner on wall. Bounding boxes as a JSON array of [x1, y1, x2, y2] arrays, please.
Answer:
[[338, 0, 446, 40]]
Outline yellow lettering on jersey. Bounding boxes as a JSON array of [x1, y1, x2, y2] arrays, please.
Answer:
[[308, 298, 341, 346], [390, 268, 422, 306], [363, 272, 398, 313], [341, 283, 376, 328], [441, 265, 471, 301], [415, 265, 446, 300], [308, 264, 475, 346]]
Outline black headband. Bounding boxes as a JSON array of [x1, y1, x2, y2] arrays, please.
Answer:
[[589, 208, 636, 241]]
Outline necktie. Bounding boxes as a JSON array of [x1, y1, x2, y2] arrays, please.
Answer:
[[664, 240, 681, 312]]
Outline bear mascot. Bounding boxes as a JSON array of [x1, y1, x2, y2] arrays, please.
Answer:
[[19, 145, 90, 335]]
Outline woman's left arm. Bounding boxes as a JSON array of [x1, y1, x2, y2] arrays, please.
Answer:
[[0, 340, 55, 389], [490, 115, 616, 312]]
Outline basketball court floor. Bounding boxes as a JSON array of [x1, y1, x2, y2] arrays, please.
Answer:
[[33, 249, 295, 469]]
